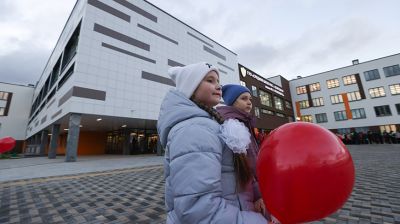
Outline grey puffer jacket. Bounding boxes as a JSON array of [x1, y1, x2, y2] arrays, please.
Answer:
[[157, 90, 266, 224]]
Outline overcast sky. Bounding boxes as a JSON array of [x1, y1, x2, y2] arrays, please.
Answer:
[[1, 0, 399, 85]]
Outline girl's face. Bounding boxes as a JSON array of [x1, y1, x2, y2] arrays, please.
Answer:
[[233, 92, 252, 113], [192, 71, 221, 107]]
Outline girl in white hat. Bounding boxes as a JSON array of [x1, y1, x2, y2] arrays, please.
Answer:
[[158, 62, 267, 223]]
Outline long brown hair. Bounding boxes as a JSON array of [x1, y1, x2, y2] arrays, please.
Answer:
[[191, 99, 252, 190]]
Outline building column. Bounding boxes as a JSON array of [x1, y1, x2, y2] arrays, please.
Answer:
[[39, 130, 49, 156], [65, 113, 81, 162], [122, 130, 130, 155], [157, 139, 163, 156], [48, 124, 60, 159]]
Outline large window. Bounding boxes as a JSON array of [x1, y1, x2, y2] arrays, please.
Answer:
[[251, 86, 258, 97], [285, 101, 292, 109], [330, 94, 343, 104], [299, 100, 310, 109], [254, 107, 260, 118], [0, 107, 5, 116], [259, 90, 272, 107], [374, 105, 391, 117], [347, 91, 362, 102], [296, 86, 307, 95], [369, 87, 386, 98], [57, 63, 75, 90], [312, 97, 324, 107], [364, 69, 380, 81], [301, 115, 313, 122], [0, 91, 9, 100], [351, 108, 366, 119], [326, 78, 339, 89], [261, 109, 274, 115], [383, 64, 400, 77], [61, 22, 81, 70], [315, 113, 328, 123], [309, 82, 321, 92], [396, 103, 400, 115], [334, 111, 348, 121], [380, 125, 397, 133], [274, 96, 284, 110], [342, 74, 357, 85], [389, 84, 400, 95]]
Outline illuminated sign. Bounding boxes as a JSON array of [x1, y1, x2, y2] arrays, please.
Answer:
[[240, 65, 285, 96]]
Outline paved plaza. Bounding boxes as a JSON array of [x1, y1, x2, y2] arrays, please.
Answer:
[[0, 144, 399, 223]]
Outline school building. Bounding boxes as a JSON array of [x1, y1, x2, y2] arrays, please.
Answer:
[[290, 54, 400, 134]]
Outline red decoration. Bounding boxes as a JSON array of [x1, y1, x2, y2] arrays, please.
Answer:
[[0, 136, 16, 154], [257, 122, 355, 224]]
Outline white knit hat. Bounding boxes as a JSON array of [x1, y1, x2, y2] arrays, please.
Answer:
[[168, 62, 219, 98]]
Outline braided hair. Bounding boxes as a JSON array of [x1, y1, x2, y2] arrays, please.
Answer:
[[191, 98, 252, 190]]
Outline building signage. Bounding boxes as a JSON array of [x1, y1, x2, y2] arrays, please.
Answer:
[[240, 66, 285, 96]]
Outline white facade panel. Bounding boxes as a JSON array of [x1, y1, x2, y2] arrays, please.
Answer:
[[0, 83, 34, 140]]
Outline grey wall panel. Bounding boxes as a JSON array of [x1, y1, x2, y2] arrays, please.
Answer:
[[217, 62, 235, 71], [51, 110, 62, 120], [102, 42, 156, 63], [58, 88, 74, 106], [187, 32, 213, 47], [88, 0, 130, 22], [114, 0, 157, 22], [137, 24, 178, 45], [218, 68, 227, 75], [73, 86, 106, 101], [203, 46, 226, 61], [142, 71, 175, 86], [41, 116, 47, 124], [94, 23, 150, 51], [168, 59, 184, 67]]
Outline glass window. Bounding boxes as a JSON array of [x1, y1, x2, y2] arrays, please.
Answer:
[[338, 128, 351, 134], [296, 86, 307, 95], [0, 107, 5, 116], [330, 94, 343, 104], [383, 64, 400, 77], [389, 84, 400, 95], [309, 82, 321, 92], [299, 100, 310, 109], [364, 69, 380, 81], [369, 87, 386, 98], [334, 111, 348, 121], [347, 91, 362, 101], [380, 125, 397, 133], [0, 92, 9, 100], [374, 105, 392, 117], [342, 74, 357, 85], [240, 81, 246, 87], [274, 96, 283, 110], [261, 109, 274, 115], [312, 97, 324, 107], [396, 103, 400, 115], [254, 107, 260, 118], [251, 86, 258, 97], [315, 113, 328, 123], [351, 108, 366, 119], [326, 78, 339, 89], [301, 115, 313, 122], [276, 113, 285, 117], [285, 101, 292, 109], [259, 90, 272, 107]]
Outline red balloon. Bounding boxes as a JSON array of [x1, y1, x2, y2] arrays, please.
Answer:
[[257, 122, 355, 224], [0, 137, 16, 153]]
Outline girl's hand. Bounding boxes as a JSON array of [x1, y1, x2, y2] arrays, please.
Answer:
[[254, 198, 265, 215]]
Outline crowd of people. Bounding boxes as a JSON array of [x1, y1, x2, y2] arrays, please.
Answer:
[[335, 130, 400, 145]]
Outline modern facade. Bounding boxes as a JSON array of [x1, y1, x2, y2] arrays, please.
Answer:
[[238, 64, 294, 132], [290, 53, 400, 134], [0, 82, 34, 152], [25, 0, 239, 160]]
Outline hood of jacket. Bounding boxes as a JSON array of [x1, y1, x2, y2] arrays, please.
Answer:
[[157, 90, 211, 147]]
